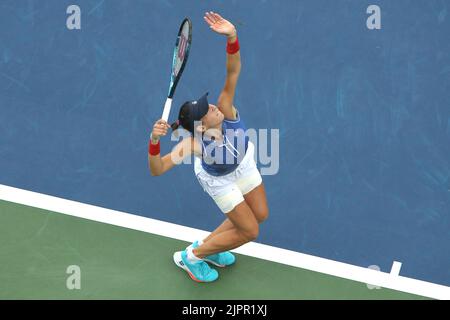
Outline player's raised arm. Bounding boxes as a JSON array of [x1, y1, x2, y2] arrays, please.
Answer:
[[204, 12, 241, 120]]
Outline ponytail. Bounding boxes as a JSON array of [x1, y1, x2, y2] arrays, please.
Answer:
[[171, 119, 180, 131]]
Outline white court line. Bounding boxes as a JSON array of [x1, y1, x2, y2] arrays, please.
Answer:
[[390, 261, 402, 276], [1, 183, 449, 300]]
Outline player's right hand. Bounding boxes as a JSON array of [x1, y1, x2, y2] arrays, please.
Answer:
[[151, 119, 171, 141]]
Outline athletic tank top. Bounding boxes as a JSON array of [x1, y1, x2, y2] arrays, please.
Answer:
[[200, 110, 249, 176]]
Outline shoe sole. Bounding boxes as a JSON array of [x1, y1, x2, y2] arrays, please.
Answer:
[[173, 251, 215, 283]]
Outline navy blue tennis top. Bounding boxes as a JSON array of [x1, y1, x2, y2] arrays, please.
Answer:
[[200, 110, 249, 176]]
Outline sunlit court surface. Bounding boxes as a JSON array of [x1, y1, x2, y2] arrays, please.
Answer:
[[1, 0, 449, 308]]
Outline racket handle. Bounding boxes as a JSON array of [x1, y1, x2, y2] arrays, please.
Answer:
[[161, 98, 173, 122]]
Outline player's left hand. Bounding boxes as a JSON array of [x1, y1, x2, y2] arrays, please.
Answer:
[[204, 11, 236, 38]]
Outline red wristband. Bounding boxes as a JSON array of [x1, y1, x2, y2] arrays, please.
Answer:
[[226, 36, 240, 54], [148, 139, 160, 156]]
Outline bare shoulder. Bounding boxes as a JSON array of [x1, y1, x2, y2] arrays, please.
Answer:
[[223, 105, 238, 121]]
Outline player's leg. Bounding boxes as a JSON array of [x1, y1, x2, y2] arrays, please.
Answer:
[[201, 162, 268, 242], [194, 183, 268, 257], [202, 197, 266, 243], [243, 183, 269, 222], [193, 200, 259, 258]]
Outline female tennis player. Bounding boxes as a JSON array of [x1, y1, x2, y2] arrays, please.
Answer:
[[148, 12, 269, 283]]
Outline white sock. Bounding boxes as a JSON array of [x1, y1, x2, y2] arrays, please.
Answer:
[[186, 247, 203, 264], [186, 239, 204, 250]]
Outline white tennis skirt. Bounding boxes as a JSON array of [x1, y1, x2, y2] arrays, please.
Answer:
[[194, 141, 263, 214]]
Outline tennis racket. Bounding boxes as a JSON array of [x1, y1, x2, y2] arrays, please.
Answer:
[[161, 18, 192, 122]]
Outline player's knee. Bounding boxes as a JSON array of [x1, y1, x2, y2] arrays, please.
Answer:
[[242, 224, 259, 242], [257, 207, 269, 223]]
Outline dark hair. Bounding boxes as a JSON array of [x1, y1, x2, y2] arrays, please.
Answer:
[[171, 93, 209, 134], [170, 120, 181, 131], [171, 102, 195, 133]]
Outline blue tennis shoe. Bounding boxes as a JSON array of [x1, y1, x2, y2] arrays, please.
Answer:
[[188, 241, 236, 268], [173, 250, 219, 283]]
